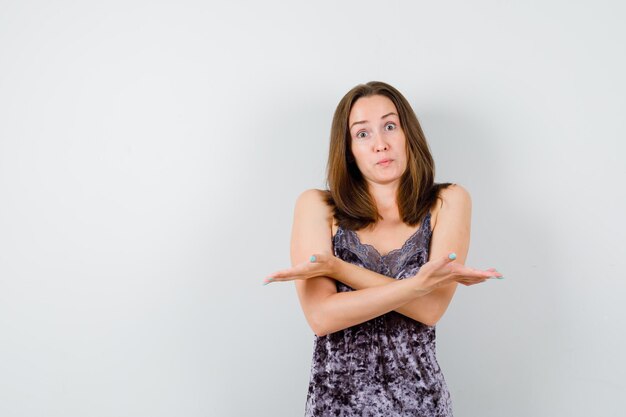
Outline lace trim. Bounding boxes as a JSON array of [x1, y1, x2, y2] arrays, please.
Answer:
[[332, 213, 432, 271]]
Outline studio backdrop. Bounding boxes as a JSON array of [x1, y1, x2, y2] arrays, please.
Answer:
[[0, 1, 624, 416]]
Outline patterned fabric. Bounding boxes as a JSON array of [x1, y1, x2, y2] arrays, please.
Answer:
[[304, 212, 453, 416]]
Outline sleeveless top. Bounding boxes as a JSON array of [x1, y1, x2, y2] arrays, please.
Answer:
[[304, 212, 453, 416]]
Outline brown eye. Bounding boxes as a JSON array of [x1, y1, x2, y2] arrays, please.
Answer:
[[385, 123, 397, 131]]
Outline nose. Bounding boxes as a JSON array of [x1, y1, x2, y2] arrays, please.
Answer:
[[373, 132, 388, 152]]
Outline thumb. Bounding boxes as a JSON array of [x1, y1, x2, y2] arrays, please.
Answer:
[[429, 252, 457, 269], [444, 252, 457, 263], [309, 253, 327, 263], [309, 251, 334, 263]]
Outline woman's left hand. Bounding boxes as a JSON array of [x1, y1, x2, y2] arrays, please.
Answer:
[[263, 253, 335, 285]]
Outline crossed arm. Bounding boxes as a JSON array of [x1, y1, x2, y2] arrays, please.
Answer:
[[287, 185, 475, 337], [331, 258, 458, 326]]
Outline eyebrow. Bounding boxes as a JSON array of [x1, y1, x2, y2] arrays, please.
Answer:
[[349, 112, 398, 130]]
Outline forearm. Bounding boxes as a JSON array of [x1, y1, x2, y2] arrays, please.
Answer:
[[313, 275, 431, 336], [332, 256, 395, 288], [332, 257, 452, 325]]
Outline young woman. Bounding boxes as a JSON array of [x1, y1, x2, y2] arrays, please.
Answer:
[[265, 81, 502, 416]]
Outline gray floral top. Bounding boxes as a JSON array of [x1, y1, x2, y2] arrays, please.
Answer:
[[304, 212, 453, 416]]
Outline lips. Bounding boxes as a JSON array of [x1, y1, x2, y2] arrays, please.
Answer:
[[377, 158, 393, 165]]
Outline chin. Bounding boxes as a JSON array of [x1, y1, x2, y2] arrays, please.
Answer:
[[374, 174, 403, 185]]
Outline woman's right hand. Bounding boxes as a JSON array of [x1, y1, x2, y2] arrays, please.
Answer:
[[416, 252, 503, 292]]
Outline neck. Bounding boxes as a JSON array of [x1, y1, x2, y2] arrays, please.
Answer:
[[367, 181, 401, 223]]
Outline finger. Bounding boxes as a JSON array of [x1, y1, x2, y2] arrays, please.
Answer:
[[452, 266, 488, 279], [269, 259, 317, 278], [263, 268, 299, 284], [264, 261, 320, 284], [267, 267, 300, 279], [483, 267, 504, 278], [262, 276, 279, 284], [264, 253, 331, 286], [486, 269, 504, 279], [467, 267, 499, 279], [309, 253, 329, 263], [432, 252, 458, 269], [264, 274, 297, 284]]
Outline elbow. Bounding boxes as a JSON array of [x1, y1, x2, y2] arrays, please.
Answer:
[[309, 312, 331, 337], [309, 306, 343, 337], [314, 328, 330, 337], [311, 325, 330, 338], [421, 318, 438, 327], [421, 312, 444, 327]]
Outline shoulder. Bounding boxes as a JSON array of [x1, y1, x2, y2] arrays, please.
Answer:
[[294, 189, 333, 221], [296, 188, 327, 204], [438, 183, 471, 209], [295, 189, 331, 210], [430, 183, 471, 230]]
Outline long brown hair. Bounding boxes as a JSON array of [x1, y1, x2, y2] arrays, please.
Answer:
[[325, 81, 452, 230]]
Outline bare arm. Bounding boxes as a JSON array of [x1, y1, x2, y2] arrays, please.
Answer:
[[285, 187, 498, 336], [329, 184, 472, 325], [292, 189, 433, 337]]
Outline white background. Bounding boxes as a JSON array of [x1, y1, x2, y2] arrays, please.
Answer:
[[1, 1, 625, 416]]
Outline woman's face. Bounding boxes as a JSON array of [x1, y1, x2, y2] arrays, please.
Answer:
[[348, 95, 407, 186]]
